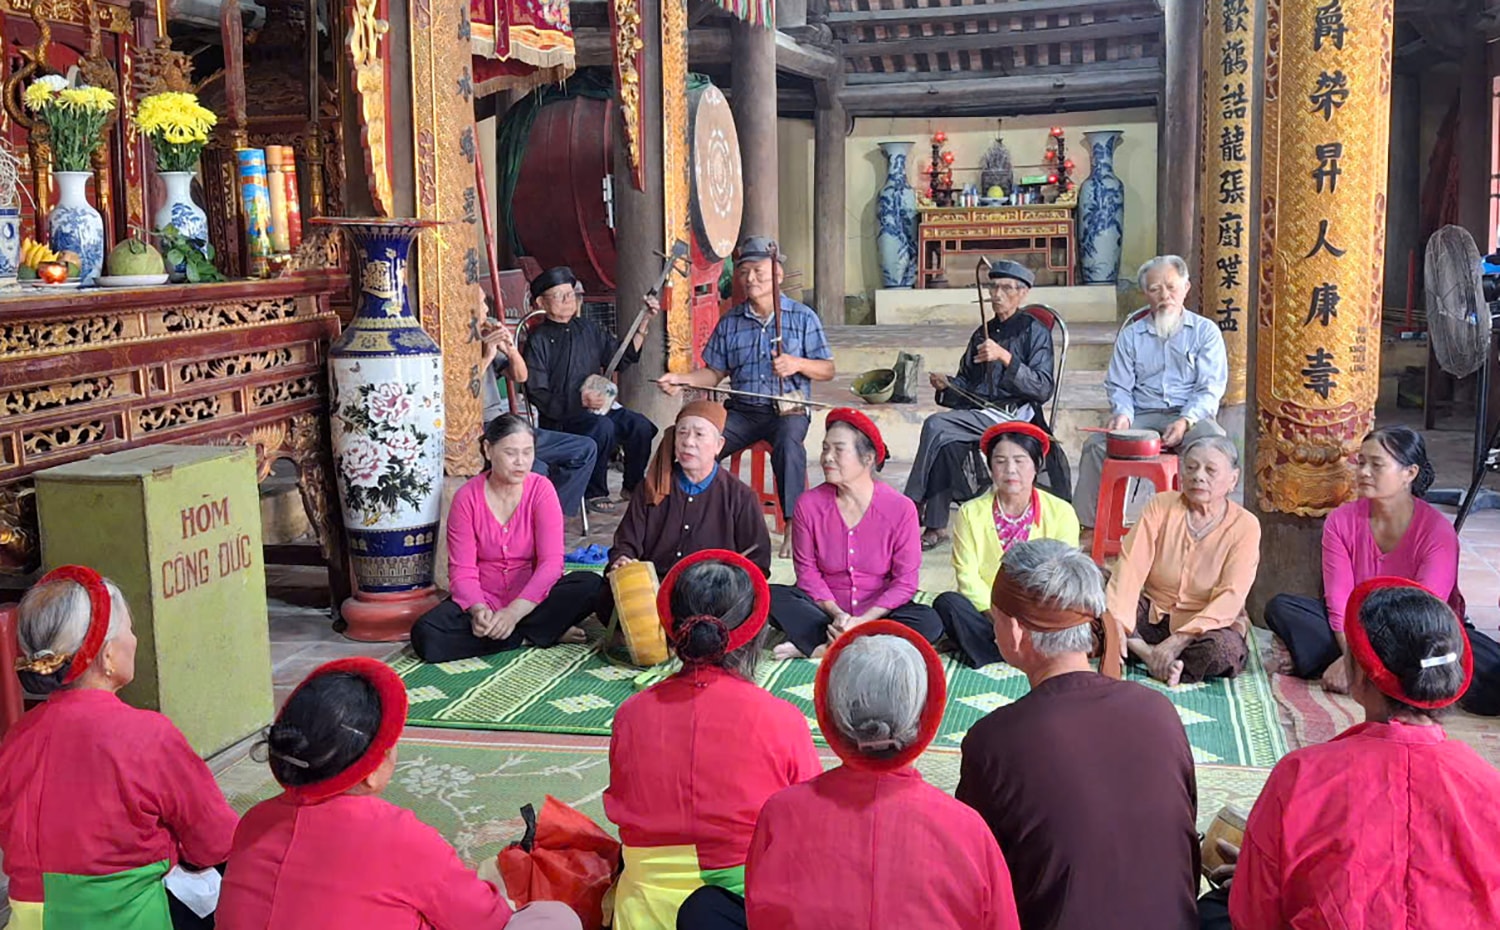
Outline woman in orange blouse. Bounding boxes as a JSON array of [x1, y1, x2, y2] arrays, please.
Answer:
[[1104, 435, 1260, 685]]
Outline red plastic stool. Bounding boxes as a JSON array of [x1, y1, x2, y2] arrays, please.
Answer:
[[729, 440, 785, 533], [1, 604, 23, 740], [1091, 455, 1180, 564]]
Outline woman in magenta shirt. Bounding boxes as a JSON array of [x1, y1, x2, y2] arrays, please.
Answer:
[[769, 408, 940, 658], [1264, 426, 1461, 691], [410, 415, 603, 663]]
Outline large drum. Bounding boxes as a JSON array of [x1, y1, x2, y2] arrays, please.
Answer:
[[609, 560, 671, 667], [688, 84, 743, 262], [512, 97, 617, 293]]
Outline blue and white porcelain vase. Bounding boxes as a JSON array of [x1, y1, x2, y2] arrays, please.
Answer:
[[48, 171, 104, 283], [0, 206, 19, 283], [154, 171, 209, 271], [876, 141, 919, 288], [1077, 130, 1126, 284], [319, 218, 445, 607]]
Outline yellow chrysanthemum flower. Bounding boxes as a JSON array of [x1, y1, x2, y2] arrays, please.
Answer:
[[138, 92, 217, 140], [22, 82, 55, 110], [57, 86, 116, 113]]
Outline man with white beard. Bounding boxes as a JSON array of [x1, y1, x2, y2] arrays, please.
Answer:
[[1072, 255, 1229, 528]]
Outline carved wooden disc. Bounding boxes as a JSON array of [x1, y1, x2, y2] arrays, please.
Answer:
[[689, 84, 743, 262]]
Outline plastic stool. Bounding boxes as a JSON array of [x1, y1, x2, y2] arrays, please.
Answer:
[[1, 604, 23, 740], [1091, 455, 1180, 564], [729, 440, 785, 534]]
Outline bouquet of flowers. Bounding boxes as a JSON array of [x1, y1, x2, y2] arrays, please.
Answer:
[[22, 76, 117, 172], [136, 91, 218, 172]]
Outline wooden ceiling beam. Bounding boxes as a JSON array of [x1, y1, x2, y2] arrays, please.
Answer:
[[573, 26, 837, 80], [844, 56, 1161, 84], [841, 15, 1162, 58], [774, 30, 841, 80], [826, 0, 1155, 27], [838, 67, 1160, 115]]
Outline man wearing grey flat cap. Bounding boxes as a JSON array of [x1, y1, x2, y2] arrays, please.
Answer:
[[905, 258, 1058, 551]]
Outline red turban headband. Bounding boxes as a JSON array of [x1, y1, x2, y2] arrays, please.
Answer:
[[13, 565, 113, 684], [277, 657, 409, 803], [656, 549, 772, 660], [981, 421, 1053, 460], [826, 407, 888, 467], [1345, 578, 1473, 711], [815, 621, 947, 773]]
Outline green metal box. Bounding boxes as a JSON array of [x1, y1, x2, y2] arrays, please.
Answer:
[[34, 444, 274, 757]]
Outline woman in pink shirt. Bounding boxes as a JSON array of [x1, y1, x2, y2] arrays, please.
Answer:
[[410, 415, 603, 663], [769, 408, 940, 658], [1264, 426, 1460, 692], [1229, 579, 1500, 929]]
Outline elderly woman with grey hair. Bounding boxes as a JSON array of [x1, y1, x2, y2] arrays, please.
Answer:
[[675, 621, 1020, 930], [0, 565, 238, 928], [1104, 434, 1260, 685], [957, 539, 1200, 930]]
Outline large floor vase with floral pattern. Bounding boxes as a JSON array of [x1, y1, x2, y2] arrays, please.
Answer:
[[1077, 130, 1126, 284], [315, 218, 444, 641], [876, 141, 919, 288]]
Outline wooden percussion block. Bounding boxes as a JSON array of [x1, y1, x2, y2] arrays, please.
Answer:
[[33, 445, 274, 757]]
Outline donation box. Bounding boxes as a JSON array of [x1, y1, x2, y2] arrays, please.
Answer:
[[34, 445, 274, 757]]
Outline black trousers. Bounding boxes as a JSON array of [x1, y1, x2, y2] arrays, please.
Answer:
[[1263, 593, 1343, 679], [1462, 621, 1500, 716], [410, 572, 604, 663], [1197, 885, 1232, 930], [769, 584, 942, 656], [677, 886, 747, 930], [934, 591, 1003, 668], [719, 405, 810, 520], [546, 409, 657, 499]]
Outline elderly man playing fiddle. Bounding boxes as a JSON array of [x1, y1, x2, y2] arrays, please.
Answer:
[[656, 236, 835, 554], [1072, 255, 1229, 528], [905, 260, 1056, 550]]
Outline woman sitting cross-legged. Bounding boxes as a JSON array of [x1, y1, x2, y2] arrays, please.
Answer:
[[933, 422, 1079, 668], [677, 622, 1022, 930], [217, 658, 579, 929], [0, 566, 238, 930], [769, 408, 941, 659], [1228, 579, 1500, 928], [1264, 426, 1461, 693], [604, 550, 821, 930], [410, 414, 603, 664]]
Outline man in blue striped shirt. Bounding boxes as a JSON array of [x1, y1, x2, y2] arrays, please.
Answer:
[[658, 236, 835, 548]]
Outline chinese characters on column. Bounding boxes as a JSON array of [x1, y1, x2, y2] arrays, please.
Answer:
[[1254, 0, 1391, 515]]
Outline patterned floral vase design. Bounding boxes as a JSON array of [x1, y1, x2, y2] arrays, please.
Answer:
[[1077, 130, 1127, 285], [154, 171, 210, 273], [323, 219, 445, 596], [0, 206, 19, 282], [876, 141, 919, 288], [47, 171, 104, 283]]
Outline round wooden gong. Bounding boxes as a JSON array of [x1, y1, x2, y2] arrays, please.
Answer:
[[689, 83, 743, 262]]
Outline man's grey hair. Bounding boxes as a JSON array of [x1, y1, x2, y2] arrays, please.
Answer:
[[1137, 255, 1191, 289], [1181, 434, 1240, 470], [825, 634, 926, 754], [1001, 539, 1104, 656]]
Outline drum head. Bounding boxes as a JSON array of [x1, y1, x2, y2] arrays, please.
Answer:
[[689, 84, 743, 261], [1109, 429, 1161, 442]]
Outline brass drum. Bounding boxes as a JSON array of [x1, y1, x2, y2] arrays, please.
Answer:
[[610, 561, 671, 667], [689, 83, 743, 262]]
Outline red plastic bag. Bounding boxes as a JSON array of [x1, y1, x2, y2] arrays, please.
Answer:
[[498, 795, 621, 930]]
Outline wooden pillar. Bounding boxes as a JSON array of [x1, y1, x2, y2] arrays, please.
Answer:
[[1247, 0, 1392, 613], [615, 0, 676, 427], [1157, 0, 1203, 265], [1383, 72, 1421, 310], [813, 83, 846, 321], [1196, 0, 1257, 408], [1459, 34, 1492, 249], [732, 20, 778, 241]]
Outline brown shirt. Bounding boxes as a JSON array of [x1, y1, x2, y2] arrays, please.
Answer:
[[956, 672, 1199, 930], [1106, 491, 1260, 637], [609, 466, 772, 578]]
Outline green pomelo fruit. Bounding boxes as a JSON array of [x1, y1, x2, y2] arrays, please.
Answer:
[[107, 238, 166, 276]]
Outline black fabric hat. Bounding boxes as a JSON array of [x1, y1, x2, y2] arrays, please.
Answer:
[[988, 260, 1036, 287], [734, 236, 785, 264], [530, 266, 579, 301]]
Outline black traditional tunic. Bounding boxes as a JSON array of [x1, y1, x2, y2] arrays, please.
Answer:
[[956, 672, 1199, 930], [522, 316, 641, 425], [609, 468, 772, 579], [938, 312, 1055, 412]]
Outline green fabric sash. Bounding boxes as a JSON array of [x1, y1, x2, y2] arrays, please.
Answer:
[[41, 859, 172, 930]]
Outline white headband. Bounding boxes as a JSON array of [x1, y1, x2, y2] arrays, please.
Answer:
[[1419, 652, 1458, 669]]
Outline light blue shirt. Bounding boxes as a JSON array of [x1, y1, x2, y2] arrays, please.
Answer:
[[1105, 310, 1229, 423]]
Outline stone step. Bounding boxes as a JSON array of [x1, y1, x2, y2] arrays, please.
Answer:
[[827, 320, 1120, 381], [874, 283, 1121, 326], [793, 370, 1111, 471]]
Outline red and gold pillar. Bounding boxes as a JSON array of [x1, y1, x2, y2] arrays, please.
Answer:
[[1253, 0, 1391, 515]]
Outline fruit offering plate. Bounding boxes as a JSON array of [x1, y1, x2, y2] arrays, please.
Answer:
[[19, 278, 84, 289], [95, 274, 171, 288]]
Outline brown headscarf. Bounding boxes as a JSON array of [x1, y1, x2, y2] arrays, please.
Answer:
[[643, 400, 728, 506], [991, 567, 1124, 679]]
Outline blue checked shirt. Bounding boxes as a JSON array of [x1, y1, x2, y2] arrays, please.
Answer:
[[1106, 309, 1229, 423], [702, 296, 832, 405]]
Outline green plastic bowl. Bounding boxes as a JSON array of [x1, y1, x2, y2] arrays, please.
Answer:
[[851, 368, 896, 404]]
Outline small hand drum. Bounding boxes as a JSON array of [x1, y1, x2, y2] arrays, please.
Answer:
[[581, 374, 618, 415], [1104, 428, 1163, 460], [1201, 803, 1248, 879]]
